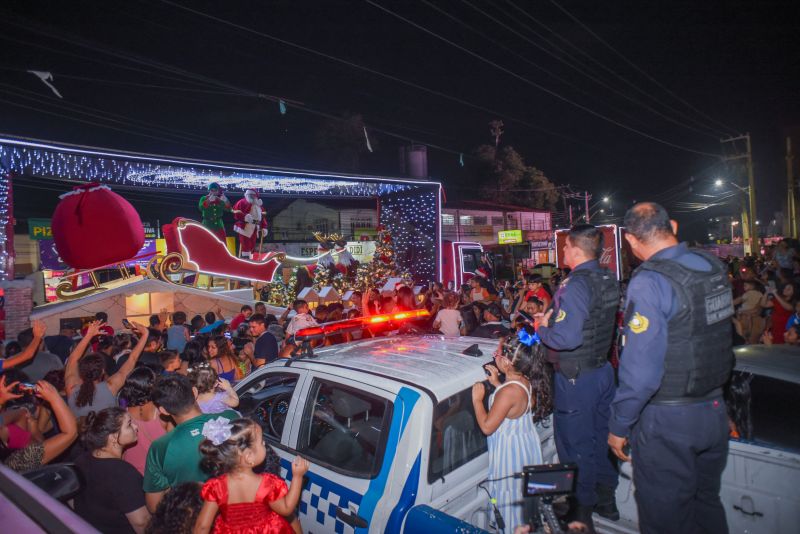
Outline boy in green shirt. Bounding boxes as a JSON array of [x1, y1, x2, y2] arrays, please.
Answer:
[[144, 374, 238, 512]]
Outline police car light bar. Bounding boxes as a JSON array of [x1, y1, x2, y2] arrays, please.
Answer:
[[294, 309, 431, 341]]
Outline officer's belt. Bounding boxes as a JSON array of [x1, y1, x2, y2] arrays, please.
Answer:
[[554, 358, 606, 380], [649, 388, 723, 406]]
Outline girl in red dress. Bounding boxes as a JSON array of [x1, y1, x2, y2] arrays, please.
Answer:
[[195, 417, 309, 534]]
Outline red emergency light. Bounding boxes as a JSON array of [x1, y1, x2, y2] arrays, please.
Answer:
[[294, 309, 431, 341]]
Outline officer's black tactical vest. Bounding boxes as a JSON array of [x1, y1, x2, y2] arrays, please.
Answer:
[[549, 268, 619, 378], [634, 250, 734, 401]]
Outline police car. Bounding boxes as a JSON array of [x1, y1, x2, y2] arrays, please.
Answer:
[[598, 344, 800, 534], [235, 311, 557, 533]]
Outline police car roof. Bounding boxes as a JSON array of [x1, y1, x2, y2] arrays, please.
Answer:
[[734, 345, 800, 384], [296, 335, 500, 400]]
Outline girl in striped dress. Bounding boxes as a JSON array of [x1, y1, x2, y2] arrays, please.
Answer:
[[472, 326, 554, 531]]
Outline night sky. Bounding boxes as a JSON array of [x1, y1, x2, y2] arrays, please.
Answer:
[[1, 0, 798, 239]]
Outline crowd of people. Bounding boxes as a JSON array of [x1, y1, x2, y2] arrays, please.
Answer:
[[726, 238, 800, 347], [1, 202, 797, 533], [0, 264, 573, 532]]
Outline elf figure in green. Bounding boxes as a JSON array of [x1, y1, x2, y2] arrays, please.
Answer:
[[198, 182, 232, 241]]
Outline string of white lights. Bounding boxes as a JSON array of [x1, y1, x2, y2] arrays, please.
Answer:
[[0, 170, 11, 280]]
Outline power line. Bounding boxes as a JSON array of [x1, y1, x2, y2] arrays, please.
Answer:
[[547, 0, 739, 135], [498, 0, 725, 138], [2, 13, 474, 159], [462, 0, 720, 140], [0, 83, 287, 160], [417, 0, 654, 133], [365, 0, 721, 158], [151, 0, 592, 148], [0, 32, 219, 90]]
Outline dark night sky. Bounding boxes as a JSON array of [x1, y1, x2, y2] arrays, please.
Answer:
[[1, 0, 798, 239]]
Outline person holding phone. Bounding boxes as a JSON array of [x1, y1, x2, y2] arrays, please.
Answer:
[[761, 282, 798, 344], [66, 321, 150, 419], [472, 328, 551, 531], [2, 380, 78, 473]]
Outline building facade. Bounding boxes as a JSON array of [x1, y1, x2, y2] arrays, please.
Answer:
[[442, 201, 554, 269]]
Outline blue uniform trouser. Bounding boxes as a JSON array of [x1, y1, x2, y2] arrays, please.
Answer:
[[553, 362, 618, 506], [631, 397, 729, 534]]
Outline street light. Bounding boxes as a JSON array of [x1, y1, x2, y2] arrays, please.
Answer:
[[603, 196, 610, 203], [714, 178, 723, 187]]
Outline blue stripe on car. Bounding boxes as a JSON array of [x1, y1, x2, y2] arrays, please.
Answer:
[[385, 452, 422, 533], [356, 386, 420, 532]]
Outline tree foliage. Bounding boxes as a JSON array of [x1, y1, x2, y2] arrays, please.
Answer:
[[474, 144, 560, 210], [314, 113, 375, 172]]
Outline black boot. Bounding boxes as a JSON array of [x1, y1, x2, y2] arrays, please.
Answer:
[[593, 484, 620, 521], [573, 504, 597, 534]]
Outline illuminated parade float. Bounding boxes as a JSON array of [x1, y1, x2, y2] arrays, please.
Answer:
[[0, 137, 480, 330]]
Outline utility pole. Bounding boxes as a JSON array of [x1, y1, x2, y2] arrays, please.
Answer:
[[787, 137, 797, 238], [489, 120, 504, 149], [585, 191, 591, 222], [563, 191, 591, 225], [745, 134, 758, 250], [721, 134, 757, 255], [489, 120, 504, 203]]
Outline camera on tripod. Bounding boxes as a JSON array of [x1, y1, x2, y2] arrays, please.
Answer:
[[522, 463, 577, 534]]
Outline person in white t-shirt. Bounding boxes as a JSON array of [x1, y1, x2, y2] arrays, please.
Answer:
[[285, 300, 319, 337], [433, 292, 464, 337]]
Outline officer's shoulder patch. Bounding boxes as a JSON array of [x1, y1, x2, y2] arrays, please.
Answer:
[[555, 309, 567, 323], [628, 312, 649, 334]]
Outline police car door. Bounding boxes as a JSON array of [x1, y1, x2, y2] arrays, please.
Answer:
[[284, 371, 425, 534], [235, 367, 311, 459]]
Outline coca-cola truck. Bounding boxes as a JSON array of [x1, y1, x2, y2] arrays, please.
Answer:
[[554, 225, 636, 280], [441, 240, 483, 289]]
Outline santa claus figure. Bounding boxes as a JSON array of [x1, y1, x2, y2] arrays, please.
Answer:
[[233, 189, 268, 259], [334, 238, 358, 278], [314, 234, 336, 270]]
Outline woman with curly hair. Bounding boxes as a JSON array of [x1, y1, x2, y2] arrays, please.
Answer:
[[74, 407, 150, 533], [65, 321, 149, 419], [119, 367, 170, 475], [471, 326, 552, 531]]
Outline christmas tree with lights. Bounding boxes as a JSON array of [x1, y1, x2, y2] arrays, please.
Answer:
[[313, 262, 349, 293], [261, 271, 297, 307], [355, 225, 412, 291]]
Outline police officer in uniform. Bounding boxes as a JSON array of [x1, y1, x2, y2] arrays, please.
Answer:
[[608, 203, 732, 534], [536, 224, 619, 530]]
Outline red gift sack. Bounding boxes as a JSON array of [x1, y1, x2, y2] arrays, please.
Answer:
[[52, 183, 144, 270]]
